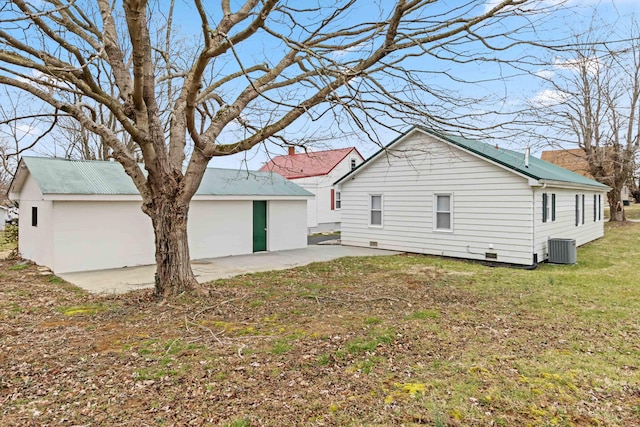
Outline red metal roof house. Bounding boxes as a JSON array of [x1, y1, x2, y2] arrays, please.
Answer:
[[260, 147, 364, 233]]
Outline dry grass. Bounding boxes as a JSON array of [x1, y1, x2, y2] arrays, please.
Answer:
[[605, 202, 640, 220], [1, 223, 639, 426]]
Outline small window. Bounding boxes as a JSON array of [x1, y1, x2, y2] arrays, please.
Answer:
[[593, 195, 597, 222], [335, 191, 341, 209], [575, 194, 585, 226], [350, 158, 357, 170], [370, 195, 382, 226], [31, 206, 38, 227], [598, 195, 602, 221], [435, 194, 452, 231], [543, 193, 556, 223]]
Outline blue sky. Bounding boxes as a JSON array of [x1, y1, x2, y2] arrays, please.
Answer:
[[1, 0, 639, 171], [205, 0, 640, 169]]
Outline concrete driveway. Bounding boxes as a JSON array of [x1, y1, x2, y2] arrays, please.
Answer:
[[59, 245, 400, 294]]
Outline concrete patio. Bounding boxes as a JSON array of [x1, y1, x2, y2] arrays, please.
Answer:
[[59, 245, 401, 294]]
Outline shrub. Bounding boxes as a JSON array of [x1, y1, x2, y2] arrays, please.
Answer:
[[4, 224, 18, 244]]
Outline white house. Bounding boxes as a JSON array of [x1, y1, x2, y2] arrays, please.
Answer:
[[0, 206, 15, 230], [9, 157, 312, 273], [260, 147, 364, 233], [334, 127, 609, 266]]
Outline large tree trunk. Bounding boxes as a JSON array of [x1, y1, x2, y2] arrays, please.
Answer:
[[607, 187, 626, 222], [146, 195, 199, 297]]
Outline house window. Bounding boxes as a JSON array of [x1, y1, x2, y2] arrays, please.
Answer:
[[542, 193, 556, 223], [370, 195, 382, 226], [598, 195, 602, 221], [575, 194, 585, 226], [435, 194, 452, 231], [350, 158, 357, 170], [593, 194, 603, 221], [335, 191, 341, 209], [31, 206, 38, 227]]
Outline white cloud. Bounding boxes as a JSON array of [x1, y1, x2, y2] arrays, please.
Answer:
[[331, 41, 371, 59], [554, 55, 601, 74], [15, 123, 41, 137], [535, 69, 555, 79], [530, 88, 569, 106]]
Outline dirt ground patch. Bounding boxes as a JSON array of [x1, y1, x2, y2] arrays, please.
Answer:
[[1, 228, 640, 426]]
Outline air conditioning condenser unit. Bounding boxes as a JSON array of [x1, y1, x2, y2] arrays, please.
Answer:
[[548, 238, 576, 264]]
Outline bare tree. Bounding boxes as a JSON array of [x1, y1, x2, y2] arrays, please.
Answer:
[[529, 24, 640, 221], [0, 87, 59, 188], [0, 0, 563, 297]]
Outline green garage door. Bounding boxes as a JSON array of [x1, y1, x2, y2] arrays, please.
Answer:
[[253, 201, 267, 252]]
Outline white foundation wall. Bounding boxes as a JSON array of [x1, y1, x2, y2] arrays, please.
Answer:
[[267, 200, 308, 251], [188, 200, 253, 259], [534, 187, 606, 261], [18, 175, 54, 270], [339, 132, 535, 265], [52, 201, 155, 273]]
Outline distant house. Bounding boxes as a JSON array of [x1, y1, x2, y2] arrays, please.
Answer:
[[334, 127, 609, 266], [260, 147, 364, 233], [9, 157, 312, 273], [541, 148, 631, 204], [0, 206, 10, 230]]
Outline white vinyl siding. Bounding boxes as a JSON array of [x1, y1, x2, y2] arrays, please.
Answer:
[[535, 188, 605, 261], [340, 131, 535, 265], [434, 194, 452, 231]]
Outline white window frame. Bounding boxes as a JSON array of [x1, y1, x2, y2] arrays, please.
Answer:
[[542, 193, 556, 223], [434, 193, 453, 232], [335, 191, 341, 210], [576, 193, 585, 226], [369, 194, 383, 227], [350, 158, 357, 170]]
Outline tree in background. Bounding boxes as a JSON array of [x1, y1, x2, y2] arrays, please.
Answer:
[[529, 23, 640, 221], [0, 0, 563, 297]]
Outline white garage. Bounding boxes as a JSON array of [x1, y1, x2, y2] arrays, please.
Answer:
[[9, 157, 312, 273]]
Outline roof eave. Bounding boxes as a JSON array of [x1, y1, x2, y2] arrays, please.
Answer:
[[7, 159, 28, 200], [537, 179, 611, 192], [39, 193, 313, 201]]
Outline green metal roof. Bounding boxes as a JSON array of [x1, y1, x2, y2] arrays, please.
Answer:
[[336, 126, 609, 189], [18, 157, 313, 197]]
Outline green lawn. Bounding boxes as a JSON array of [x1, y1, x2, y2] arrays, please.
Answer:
[[1, 223, 639, 426], [605, 202, 640, 220], [624, 203, 640, 219]]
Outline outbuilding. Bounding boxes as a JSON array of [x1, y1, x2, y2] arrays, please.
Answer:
[[9, 157, 312, 273], [334, 127, 609, 266]]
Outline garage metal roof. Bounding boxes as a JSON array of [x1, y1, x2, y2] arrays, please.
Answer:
[[13, 157, 313, 197]]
